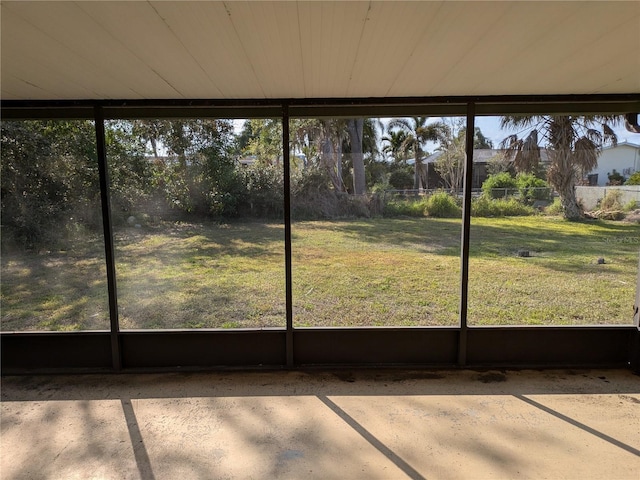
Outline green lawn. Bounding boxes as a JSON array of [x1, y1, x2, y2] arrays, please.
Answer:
[[2, 216, 638, 330]]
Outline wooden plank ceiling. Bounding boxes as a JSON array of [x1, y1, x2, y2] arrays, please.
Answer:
[[1, 1, 639, 101]]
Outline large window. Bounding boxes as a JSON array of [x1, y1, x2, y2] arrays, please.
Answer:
[[106, 118, 286, 330], [290, 116, 465, 327], [2, 105, 638, 338], [468, 114, 640, 326], [1, 120, 109, 331]]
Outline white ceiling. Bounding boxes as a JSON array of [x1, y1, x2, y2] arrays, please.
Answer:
[[2, 1, 639, 101]]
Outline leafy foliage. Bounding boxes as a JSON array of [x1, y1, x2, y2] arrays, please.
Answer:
[[383, 196, 428, 217], [625, 171, 640, 185], [544, 198, 564, 216], [387, 117, 446, 190], [424, 192, 462, 218], [606, 169, 625, 186], [388, 168, 414, 190], [472, 195, 536, 217], [240, 164, 284, 218], [515, 173, 551, 204], [1, 120, 103, 247], [482, 172, 518, 198]]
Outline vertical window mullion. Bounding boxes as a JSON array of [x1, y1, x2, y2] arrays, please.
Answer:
[[95, 105, 121, 370], [458, 102, 475, 366], [282, 104, 294, 366]]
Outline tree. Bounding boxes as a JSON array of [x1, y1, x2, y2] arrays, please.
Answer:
[[381, 129, 411, 164], [432, 120, 467, 193], [346, 119, 366, 194], [387, 117, 445, 190], [131, 120, 169, 157], [472, 127, 494, 149], [291, 118, 322, 170], [124, 119, 238, 216], [500, 115, 619, 219], [319, 119, 347, 192], [241, 119, 283, 166], [1, 120, 111, 247]]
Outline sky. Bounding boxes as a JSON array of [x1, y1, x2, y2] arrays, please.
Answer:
[[473, 116, 639, 148], [233, 115, 640, 156]]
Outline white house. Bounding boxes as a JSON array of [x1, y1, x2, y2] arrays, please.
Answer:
[[588, 141, 640, 186]]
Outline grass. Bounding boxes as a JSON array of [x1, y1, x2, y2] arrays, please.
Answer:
[[1, 216, 638, 330]]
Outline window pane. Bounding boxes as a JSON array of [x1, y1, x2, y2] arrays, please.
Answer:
[[107, 119, 285, 329], [1, 120, 109, 331], [469, 114, 640, 326], [290, 116, 465, 327]]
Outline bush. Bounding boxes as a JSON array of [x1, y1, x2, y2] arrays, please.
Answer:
[[544, 198, 563, 215], [599, 189, 623, 211], [383, 196, 428, 217], [625, 172, 640, 185], [240, 164, 284, 218], [424, 192, 461, 218], [388, 169, 414, 190], [482, 172, 518, 198], [607, 169, 625, 185], [516, 173, 551, 204], [290, 167, 379, 219], [472, 195, 536, 217]]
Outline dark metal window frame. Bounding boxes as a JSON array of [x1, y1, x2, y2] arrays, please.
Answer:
[[2, 94, 639, 374]]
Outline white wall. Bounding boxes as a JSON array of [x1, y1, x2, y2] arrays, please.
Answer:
[[589, 143, 640, 186], [575, 186, 640, 210]]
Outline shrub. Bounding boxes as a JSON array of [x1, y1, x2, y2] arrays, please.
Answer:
[[544, 198, 563, 215], [240, 164, 284, 218], [472, 195, 536, 217], [599, 189, 623, 211], [383, 196, 428, 217], [388, 169, 414, 190], [482, 172, 518, 198], [290, 167, 380, 220], [623, 200, 638, 211], [624, 171, 640, 185], [424, 192, 462, 218], [516, 173, 551, 204], [607, 169, 625, 185]]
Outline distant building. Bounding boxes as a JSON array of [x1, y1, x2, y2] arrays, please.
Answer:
[[587, 141, 640, 186], [420, 149, 550, 189]]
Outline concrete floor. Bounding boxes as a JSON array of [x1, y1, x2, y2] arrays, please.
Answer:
[[1, 369, 639, 480]]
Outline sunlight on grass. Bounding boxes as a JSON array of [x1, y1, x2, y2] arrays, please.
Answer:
[[2, 217, 638, 330], [114, 221, 286, 329], [1, 244, 110, 331], [292, 218, 462, 326], [468, 217, 639, 325]]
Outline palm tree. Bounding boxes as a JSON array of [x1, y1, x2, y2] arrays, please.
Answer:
[[382, 129, 411, 164], [387, 117, 445, 190], [501, 115, 619, 219], [291, 118, 322, 169]]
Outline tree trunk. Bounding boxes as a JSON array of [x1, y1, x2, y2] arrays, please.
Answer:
[[413, 159, 421, 191], [321, 120, 344, 192], [335, 140, 345, 192], [347, 119, 366, 195], [413, 136, 423, 191], [549, 150, 583, 220], [557, 181, 582, 220]]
